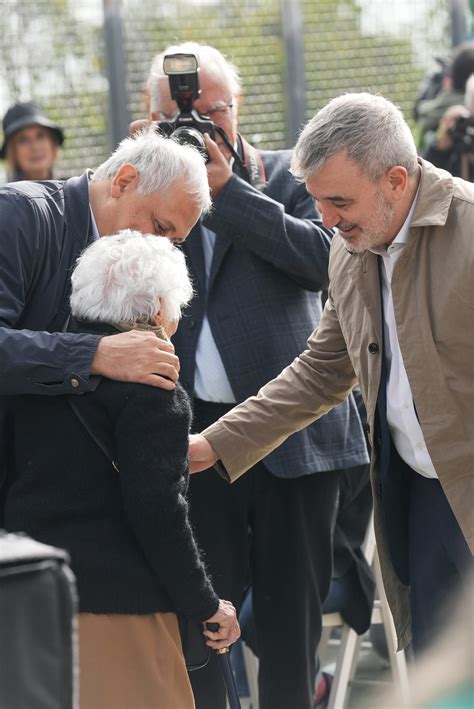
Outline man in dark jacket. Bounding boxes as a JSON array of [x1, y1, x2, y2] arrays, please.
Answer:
[[0, 130, 211, 504], [147, 42, 369, 709]]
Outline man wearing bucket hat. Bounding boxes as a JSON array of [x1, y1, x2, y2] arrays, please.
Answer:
[[1, 101, 64, 181]]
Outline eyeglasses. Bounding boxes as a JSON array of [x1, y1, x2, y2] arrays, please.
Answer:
[[205, 103, 234, 118], [158, 103, 234, 123]]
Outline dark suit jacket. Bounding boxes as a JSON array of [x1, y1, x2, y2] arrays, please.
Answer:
[[173, 148, 368, 477]]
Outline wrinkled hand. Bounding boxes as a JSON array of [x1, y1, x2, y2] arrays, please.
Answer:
[[188, 434, 218, 473], [91, 331, 180, 390], [203, 599, 240, 650], [203, 133, 233, 198]]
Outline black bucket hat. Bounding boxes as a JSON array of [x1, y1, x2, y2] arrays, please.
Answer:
[[1, 101, 65, 158]]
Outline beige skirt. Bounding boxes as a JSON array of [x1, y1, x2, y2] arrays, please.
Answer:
[[78, 612, 195, 709]]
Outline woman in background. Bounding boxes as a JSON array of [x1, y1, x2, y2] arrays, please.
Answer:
[[1, 101, 64, 181]]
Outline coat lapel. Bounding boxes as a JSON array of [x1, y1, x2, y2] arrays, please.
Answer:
[[205, 154, 249, 291], [348, 251, 384, 343], [184, 224, 206, 294], [208, 232, 232, 291]]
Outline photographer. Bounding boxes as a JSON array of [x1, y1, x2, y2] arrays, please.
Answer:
[[145, 42, 369, 709], [423, 74, 474, 181], [416, 40, 474, 152]]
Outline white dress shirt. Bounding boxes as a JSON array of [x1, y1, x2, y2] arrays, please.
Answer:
[[193, 223, 236, 403], [371, 196, 438, 479]]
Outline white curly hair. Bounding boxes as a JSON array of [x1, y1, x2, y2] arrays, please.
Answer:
[[70, 229, 193, 325]]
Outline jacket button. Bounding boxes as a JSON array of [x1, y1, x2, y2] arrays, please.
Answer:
[[368, 342, 379, 354], [70, 378, 80, 388], [188, 319, 196, 329], [365, 422, 370, 436]]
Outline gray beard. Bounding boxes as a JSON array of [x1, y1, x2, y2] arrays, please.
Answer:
[[345, 192, 394, 253]]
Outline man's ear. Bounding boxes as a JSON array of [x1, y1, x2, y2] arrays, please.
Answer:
[[110, 164, 139, 198], [384, 166, 408, 201], [129, 119, 151, 136]]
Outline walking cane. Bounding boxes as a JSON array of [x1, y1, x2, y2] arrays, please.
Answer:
[[206, 622, 241, 709]]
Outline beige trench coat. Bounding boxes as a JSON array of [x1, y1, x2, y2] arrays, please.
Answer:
[[202, 159, 474, 649]]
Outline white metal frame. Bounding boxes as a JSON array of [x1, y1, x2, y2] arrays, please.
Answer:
[[241, 522, 411, 709]]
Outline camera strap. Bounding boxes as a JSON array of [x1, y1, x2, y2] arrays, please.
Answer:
[[235, 135, 266, 191]]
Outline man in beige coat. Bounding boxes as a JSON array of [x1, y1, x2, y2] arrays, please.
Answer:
[[189, 93, 474, 654]]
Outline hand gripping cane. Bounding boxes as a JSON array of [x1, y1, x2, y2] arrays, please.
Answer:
[[205, 622, 241, 709]]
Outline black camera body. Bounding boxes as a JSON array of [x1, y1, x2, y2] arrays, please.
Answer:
[[156, 53, 215, 156], [449, 114, 474, 154]]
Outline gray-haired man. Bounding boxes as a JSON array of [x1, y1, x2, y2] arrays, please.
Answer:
[[190, 92, 474, 655], [0, 130, 210, 513]]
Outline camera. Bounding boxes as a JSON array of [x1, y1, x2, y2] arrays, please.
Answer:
[[156, 53, 216, 158], [449, 114, 474, 154]]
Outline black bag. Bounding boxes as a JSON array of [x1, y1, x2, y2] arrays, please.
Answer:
[[68, 397, 210, 671], [178, 616, 210, 671], [0, 531, 78, 709]]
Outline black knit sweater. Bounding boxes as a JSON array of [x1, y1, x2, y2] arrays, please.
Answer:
[[5, 326, 219, 622]]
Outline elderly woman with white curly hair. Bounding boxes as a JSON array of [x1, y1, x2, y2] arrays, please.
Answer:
[[4, 229, 240, 709]]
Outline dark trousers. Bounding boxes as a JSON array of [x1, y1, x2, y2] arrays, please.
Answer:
[[381, 441, 472, 654], [188, 399, 343, 709], [408, 472, 472, 654]]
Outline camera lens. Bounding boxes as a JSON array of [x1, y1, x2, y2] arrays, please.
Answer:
[[172, 126, 207, 156]]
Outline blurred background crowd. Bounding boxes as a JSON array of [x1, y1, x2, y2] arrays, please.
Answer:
[[0, 0, 473, 181]]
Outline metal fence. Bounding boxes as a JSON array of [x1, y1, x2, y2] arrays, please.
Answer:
[[0, 0, 467, 178]]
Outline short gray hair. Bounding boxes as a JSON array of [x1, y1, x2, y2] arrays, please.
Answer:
[[91, 129, 211, 213], [291, 93, 418, 182], [147, 41, 241, 114], [70, 229, 193, 324]]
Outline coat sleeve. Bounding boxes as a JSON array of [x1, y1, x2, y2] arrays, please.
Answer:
[[202, 294, 357, 481], [115, 387, 220, 622], [0, 192, 101, 395], [203, 169, 332, 292]]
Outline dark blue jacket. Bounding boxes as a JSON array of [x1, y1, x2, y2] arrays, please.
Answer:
[[0, 173, 100, 394], [0, 174, 101, 492], [173, 149, 369, 477]]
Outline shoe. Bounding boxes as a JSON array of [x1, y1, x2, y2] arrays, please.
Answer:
[[314, 671, 333, 709]]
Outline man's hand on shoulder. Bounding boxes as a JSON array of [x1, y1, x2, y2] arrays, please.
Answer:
[[91, 331, 180, 390], [188, 433, 218, 473]]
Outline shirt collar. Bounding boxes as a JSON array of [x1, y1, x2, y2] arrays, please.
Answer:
[[89, 205, 100, 241], [370, 185, 419, 257], [392, 186, 419, 247]]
